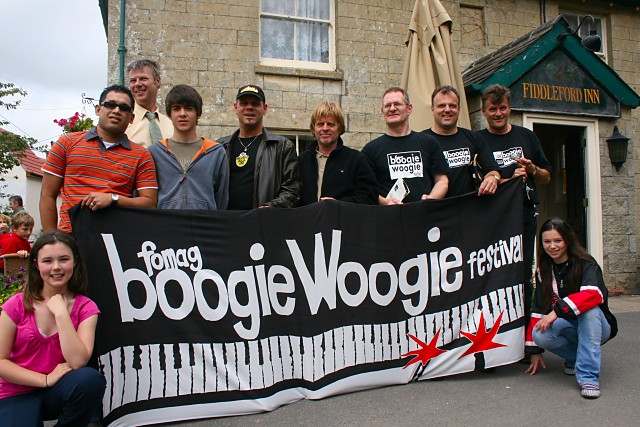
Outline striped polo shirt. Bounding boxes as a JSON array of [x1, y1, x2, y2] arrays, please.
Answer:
[[42, 128, 157, 232]]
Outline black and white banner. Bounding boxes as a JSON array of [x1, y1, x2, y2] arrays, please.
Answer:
[[71, 180, 525, 427]]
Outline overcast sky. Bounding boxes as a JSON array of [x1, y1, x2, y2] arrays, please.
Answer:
[[0, 0, 107, 150]]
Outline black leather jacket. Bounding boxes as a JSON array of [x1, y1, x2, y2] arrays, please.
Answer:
[[219, 128, 300, 208]]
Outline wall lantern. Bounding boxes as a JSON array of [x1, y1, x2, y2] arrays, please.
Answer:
[[557, 15, 602, 52], [606, 126, 629, 172]]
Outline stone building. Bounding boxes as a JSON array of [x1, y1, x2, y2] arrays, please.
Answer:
[[99, 0, 640, 291]]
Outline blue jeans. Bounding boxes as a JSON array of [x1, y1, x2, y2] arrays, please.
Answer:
[[0, 367, 105, 427], [532, 306, 611, 387]]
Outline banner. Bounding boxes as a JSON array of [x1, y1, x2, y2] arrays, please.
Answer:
[[71, 179, 524, 427]]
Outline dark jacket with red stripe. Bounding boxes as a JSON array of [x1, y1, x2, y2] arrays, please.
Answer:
[[526, 259, 618, 354]]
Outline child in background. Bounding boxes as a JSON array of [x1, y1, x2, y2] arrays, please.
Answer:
[[0, 212, 33, 271], [0, 214, 10, 234], [0, 214, 10, 251], [0, 231, 105, 426]]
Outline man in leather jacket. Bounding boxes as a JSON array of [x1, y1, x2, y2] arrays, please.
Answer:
[[218, 85, 300, 209]]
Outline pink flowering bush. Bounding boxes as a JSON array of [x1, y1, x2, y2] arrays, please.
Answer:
[[54, 112, 94, 133]]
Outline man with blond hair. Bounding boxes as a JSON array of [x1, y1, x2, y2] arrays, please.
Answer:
[[298, 102, 377, 205]]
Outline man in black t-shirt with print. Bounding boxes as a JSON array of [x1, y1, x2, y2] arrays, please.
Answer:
[[362, 87, 449, 205], [478, 84, 552, 336], [423, 85, 500, 198]]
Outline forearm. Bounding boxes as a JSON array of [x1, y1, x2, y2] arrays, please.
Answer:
[[56, 316, 93, 369], [533, 167, 551, 185], [117, 192, 158, 209], [0, 359, 48, 388], [427, 178, 448, 199]]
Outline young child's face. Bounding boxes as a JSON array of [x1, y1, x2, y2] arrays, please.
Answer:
[[13, 224, 33, 240], [0, 220, 8, 233]]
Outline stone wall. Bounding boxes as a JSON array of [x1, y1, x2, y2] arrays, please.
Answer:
[[107, 0, 417, 148], [106, 0, 640, 290]]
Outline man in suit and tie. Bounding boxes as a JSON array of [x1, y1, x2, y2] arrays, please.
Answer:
[[126, 59, 173, 147]]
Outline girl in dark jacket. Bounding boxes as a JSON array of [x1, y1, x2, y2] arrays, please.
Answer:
[[525, 218, 617, 399]]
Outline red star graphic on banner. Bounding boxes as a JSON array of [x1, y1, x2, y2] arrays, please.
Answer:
[[458, 311, 506, 359], [402, 330, 447, 368]]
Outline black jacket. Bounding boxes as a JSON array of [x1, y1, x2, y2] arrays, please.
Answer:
[[298, 138, 377, 206], [219, 128, 300, 208]]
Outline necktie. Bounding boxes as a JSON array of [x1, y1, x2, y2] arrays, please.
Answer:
[[145, 111, 163, 143]]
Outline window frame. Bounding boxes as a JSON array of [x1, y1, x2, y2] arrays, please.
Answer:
[[259, 0, 336, 71]]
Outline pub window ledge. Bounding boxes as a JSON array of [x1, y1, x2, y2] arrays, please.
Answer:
[[254, 65, 343, 81]]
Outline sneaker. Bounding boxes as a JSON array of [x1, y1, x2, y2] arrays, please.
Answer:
[[564, 363, 575, 376], [580, 384, 600, 399]]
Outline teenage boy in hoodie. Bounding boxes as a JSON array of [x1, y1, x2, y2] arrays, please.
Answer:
[[149, 85, 229, 210]]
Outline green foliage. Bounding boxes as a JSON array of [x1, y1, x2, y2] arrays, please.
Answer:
[[0, 82, 39, 184], [0, 82, 27, 111]]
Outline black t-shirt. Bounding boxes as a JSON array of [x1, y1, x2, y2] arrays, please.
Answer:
[[228, 135, 262, 210], [423, 128, 500, 198], [478, 125, 552, 206], [361, 131, 449, 202]]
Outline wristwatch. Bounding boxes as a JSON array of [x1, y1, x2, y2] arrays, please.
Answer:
[[111, 193, 119, 206]]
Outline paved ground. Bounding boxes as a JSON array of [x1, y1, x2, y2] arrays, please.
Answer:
[[167, 295, 640, 427], [44, 295, 640, 427]]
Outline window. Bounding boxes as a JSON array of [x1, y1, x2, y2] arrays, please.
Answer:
[[562, 13, 607, 62], [275, 131, 315, 155], [260, 0, 335, 70]]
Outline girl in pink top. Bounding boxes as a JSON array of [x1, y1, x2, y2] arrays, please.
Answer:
[[0, 231, 105, 426]]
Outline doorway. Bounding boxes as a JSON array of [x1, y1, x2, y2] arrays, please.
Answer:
[[534, 124, 586, 244], [523, 114, 603, 264]]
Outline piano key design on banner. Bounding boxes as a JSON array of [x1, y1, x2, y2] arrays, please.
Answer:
[[70, 178, 527, 425], [99, 284, 523, 413]]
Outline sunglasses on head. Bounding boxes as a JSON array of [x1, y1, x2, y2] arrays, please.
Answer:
[[100, 100, 133, 113]]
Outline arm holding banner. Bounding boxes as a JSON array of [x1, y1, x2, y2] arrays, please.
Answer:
[[81, 188, 158, 211], [421, 173, 448, 200], [478, 172, 501, 195], [514, 157, 550, 185]]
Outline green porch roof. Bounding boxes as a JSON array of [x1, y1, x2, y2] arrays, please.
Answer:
[[462, 16, 640, 108]]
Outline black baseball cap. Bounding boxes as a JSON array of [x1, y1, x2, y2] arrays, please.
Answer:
[[236, 85, 266, 102]]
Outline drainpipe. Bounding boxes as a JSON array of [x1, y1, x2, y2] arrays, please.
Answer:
[[539, 0, 546, 24], [118, 0, 127, 85]]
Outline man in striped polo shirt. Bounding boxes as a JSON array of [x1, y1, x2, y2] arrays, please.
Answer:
[[40, 85, 158, 233]]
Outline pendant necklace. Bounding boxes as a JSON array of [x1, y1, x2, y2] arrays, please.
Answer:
[[553, 261, 570, 288], [235, 135, 259, 167]]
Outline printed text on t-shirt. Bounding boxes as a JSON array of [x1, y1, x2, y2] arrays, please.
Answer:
[[387, 151, 424, 179], [493, 147, 523, 167], [443, 148, 471, 168]]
